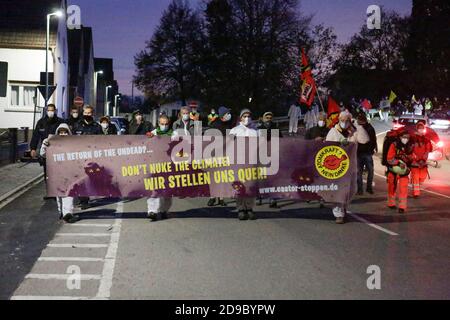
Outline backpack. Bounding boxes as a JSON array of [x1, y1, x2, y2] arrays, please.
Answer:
[[381, 130, 400, 166]]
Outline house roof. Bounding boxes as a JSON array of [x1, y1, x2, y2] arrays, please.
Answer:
[[0, 0, 64, 49]]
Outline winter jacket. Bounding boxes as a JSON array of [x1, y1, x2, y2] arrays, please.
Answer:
[[30, 116, 64, 151], [229, 123, 259, 137], [129, 121, 153, 135], [73, 120, 102, 136]]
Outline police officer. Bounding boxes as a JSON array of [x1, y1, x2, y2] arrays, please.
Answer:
[[73, 105, 102, 136]]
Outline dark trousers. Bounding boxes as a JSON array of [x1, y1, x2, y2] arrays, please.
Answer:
[[357, 153, 374, 192]]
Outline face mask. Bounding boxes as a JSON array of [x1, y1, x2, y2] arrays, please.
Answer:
[[160, 125, 169, 132], [47, 111, 55, 118], [340, 121, 349, 129], [318, 121, 325, 127], [418, 129, 425, 135], [182, 114, 190, 121], [84, 115, 93, 123], [242, 117, 251, 126], [223, 114, 231, 122], [401, 138, 409, 145], [101, 123, 109, 129], [72, 113, 79, 119]]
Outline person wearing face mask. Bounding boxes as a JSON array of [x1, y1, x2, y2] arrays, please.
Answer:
[[67, 106, 81, 131], [386, 130, 414, 213], [73, 105, 102, 136], [173, 107, 195, 136], [208, 109, 219, 126], [72, 105, 102, 209], [30, 104, 64, 160], [305, 113, 329, 142], [326, 111, 357, 224], [230, 109, 259, 220], [410, 122, 433, 198], [354, 113, 377, 195], [129, 110, 154, 135], [40, 123, 76, 223], [146, 115, 174, 221], [99, 116, 118, 135], [256, 112, 282, 208], [207, 107, 234, 207]]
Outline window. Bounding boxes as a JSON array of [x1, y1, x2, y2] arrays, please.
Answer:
[[10, 86, 19, 106], [9, 85, 36, 107]]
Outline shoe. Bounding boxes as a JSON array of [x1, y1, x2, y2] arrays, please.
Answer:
[[248, 210, 257, 220], [147, 212, 158, 221], [336, 217, 345, 224], [218, 199, 227, 207], [398, 208, 406, 214], [366, 189, 374, 195], [207, 198, 216, 207], [388, 206, 397, 210], [357, 190, 364, 196], [62, 213, 78, 224], [238, 211, 249, 221], [160, 212, 168, 220]]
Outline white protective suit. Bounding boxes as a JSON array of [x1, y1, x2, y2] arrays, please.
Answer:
[[288, 105, 301, 134], [230, 121, 258, 211], [40, 123, 74, 218], [304, 110, 318, 131], [326, 124, 357, 218]]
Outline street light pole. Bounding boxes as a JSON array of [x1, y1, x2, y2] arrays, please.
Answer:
[[45, 10, 63, 109], [105, 85, 112, 116], [94, 70, 103, 109], [114, 94, 121, 117]]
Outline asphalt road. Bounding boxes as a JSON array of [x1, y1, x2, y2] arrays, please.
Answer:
[[1, 124, 449, 300]]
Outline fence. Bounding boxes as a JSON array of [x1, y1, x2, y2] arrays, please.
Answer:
[[0, 128, 29, 166]]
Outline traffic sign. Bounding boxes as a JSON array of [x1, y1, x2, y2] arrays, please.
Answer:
[[38, 85, 56, 101], [74, 96, 84, 107]]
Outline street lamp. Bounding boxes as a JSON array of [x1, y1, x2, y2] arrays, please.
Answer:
[[114, 94, 121, 117], [94, 70, 103, 108], [105, 85, 112, 116], [45, 10, 64, 108]]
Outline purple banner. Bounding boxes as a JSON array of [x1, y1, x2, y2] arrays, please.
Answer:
[[46, 135, 357, 205]]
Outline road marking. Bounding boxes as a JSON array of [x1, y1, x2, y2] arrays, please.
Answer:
[[55, 233, 111, 237], [66, 224, 113, 228], [374, 172, 450, 199], [38, 257, 105, 262], [349, 213, 399, 236], [96, 202, 123, 299], [25, 274, 102, 280], [11, 296, 93, 301], [376, 130, 390, 137], [47, 244, 108, 248], [0, 175, 45, 211]]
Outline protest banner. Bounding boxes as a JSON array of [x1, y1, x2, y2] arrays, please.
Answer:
[[46, 135, 357, 205]]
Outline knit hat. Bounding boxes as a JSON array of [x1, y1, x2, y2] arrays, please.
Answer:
[[263, 112, 273, 118], [240, 109, 252, 119], [218, 106, 230, 117]]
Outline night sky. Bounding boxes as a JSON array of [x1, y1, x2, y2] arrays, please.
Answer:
[[68, 0, 412, 95]]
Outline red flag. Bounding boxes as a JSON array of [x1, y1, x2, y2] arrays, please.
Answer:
[[327, 96, 340, 128], [361, 99, 372, 111], [299, 49, 316, 107]]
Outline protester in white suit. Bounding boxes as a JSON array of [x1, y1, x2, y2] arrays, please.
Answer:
[[40, 123, 76, 223], [230, 109, 259, 220], [288, 104, 301, 135], [326, 111, 357, 225], [304, 109, 318, 131]]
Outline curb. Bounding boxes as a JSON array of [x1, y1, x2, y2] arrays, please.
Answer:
[[0, 173, 45, 205]]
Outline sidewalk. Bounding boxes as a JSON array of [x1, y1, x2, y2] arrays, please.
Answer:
[[0, 162, 44, 200]]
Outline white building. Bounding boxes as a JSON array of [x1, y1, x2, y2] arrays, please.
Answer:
[[0, 0, 69, 129]]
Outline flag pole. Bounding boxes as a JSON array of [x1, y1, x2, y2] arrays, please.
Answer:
[[314, 83, 326, 113]]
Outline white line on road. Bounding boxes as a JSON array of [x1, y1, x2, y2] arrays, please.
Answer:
[[38, 257, 105, 262], [348, 213, 399, 236], [0, 176, 45, 211], [55, 233, 111, 237], [11, 296, 93, 301], [374, 172, 450, 199], [96, 201, 123, 299], [66, 224, 114, 228], [47, 244, 108, 248], [25, 274, 102, 280]]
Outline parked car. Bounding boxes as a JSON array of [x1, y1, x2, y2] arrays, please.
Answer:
[[429, 110, 450, 133], [110, 117, 129, 135]]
